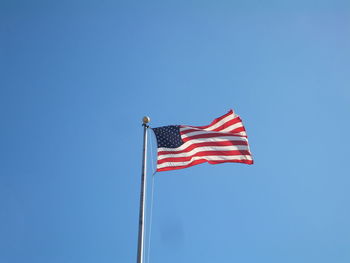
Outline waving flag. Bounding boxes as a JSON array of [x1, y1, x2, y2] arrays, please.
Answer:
[[152, 110, 253, 172]]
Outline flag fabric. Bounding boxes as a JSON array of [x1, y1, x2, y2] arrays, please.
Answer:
[[152, 109, 253, 172]]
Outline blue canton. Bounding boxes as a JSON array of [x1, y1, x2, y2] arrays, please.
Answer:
[[152, 125, 184, 148]]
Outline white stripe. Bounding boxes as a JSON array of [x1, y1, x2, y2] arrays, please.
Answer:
[[158, 136, 249, 152], [220, 122, 245, 133], [181, 128, 245, 139], [221, 131, 247, 137], [180, 112, 237, 132], [157, 145, 250, 160], [157, 155, 253, 169], [180, 121, 247, 136], [204, 113, 237, 131], [182, 121, 244, 134]]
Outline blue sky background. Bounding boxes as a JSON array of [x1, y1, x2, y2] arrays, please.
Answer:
[[1, 0, 350, 262]]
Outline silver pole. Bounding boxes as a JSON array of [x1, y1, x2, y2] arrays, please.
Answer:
[[137, 116, 150, 263]]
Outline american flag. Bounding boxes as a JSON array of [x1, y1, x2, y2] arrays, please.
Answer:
[[152, 110, 253, 172]]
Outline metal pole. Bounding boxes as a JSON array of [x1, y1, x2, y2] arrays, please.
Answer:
[[137, 116, 150, 263]]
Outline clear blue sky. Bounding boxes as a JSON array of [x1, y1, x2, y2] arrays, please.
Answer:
[[1, 1, 350, 262]]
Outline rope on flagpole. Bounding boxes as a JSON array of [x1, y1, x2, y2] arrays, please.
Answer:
[[149, 128, 156, 176], [146, 129, 157, 263]]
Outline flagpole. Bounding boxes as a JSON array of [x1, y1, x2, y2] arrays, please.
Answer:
[[137, 116, 150, 263]]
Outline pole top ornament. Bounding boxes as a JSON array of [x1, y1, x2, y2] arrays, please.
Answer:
[[142, 116, 151, 124]]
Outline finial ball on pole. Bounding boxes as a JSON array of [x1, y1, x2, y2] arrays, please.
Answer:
[[142, 116, 151, 124]]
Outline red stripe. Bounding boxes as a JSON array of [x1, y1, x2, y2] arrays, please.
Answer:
[[229, 126, 246, 133], [210, 117, 242, 132], [185, 109, 234, 130], [158, 141, 248, 155], [157, 158, 254, 172], [181, 117, 242, 134], [157, 150, 252, 165]]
